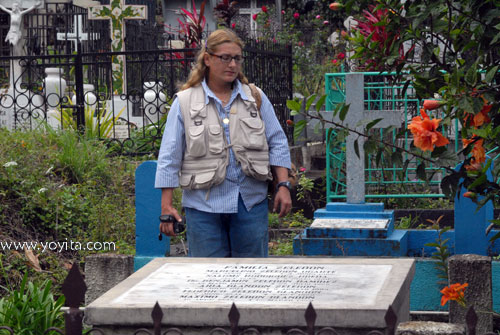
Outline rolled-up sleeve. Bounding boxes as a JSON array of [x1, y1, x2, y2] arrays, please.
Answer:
[[259, 92, 292, 169], [155, 98, 185, 188]]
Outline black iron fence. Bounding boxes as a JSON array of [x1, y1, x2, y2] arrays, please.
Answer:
[[0, 40, 293, 155], [0, 263, 490, 335]]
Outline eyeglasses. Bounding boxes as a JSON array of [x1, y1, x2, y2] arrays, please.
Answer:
[[208, 53, 244, 64]]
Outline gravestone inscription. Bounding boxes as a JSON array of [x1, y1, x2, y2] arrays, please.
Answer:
[[114, 263, 391, 304], [86, 258, 415, 335]]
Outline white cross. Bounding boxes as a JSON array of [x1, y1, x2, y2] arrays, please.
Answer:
[[338, 73, 402, 203], [56, 15, 99, 50], [88, 0, 147, 95]]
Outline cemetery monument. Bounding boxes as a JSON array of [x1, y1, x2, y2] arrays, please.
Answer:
[[0, 0, 44, 129], [86, 257, 415, 334]]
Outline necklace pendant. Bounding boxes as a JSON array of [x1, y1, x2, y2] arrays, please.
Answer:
[[223, 118, 230, 124]]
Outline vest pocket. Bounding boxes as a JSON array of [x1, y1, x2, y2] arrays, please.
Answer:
[[240, 117, 266, 150], [208, 125, 224, 154], [193, 168, 217, 189], [187, 125, 206, 157], [248, 156, 271, 181], [179, 173, 193, 188]]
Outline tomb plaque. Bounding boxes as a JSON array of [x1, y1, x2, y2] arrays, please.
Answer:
[[311, 218, 389, 229], [114, 263, 391, 305], [86, 258, 415, 334]]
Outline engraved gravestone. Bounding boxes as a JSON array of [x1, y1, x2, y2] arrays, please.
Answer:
[[86, 257, 415, 334]]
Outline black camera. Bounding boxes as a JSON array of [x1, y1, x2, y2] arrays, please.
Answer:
[[173, 218, 186, 234], [158, 215, 186, 240]]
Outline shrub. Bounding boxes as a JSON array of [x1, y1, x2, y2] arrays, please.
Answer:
[[0, 128, 138, 293]]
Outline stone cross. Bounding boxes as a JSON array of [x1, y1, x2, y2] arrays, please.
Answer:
[[88, 0, 147, 95], [56, 14, 99, 51], [343, 73, 401, 203]]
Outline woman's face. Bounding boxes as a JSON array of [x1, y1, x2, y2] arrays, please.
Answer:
[[204, 42, 242, 87]]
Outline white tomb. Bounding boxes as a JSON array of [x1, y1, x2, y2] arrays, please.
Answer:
[[86, 257, 415, 334]]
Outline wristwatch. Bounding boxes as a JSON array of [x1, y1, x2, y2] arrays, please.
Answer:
[[159, 214, 176, 223], [275, 181, 292, 193]]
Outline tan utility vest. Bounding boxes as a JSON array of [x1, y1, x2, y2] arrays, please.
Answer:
[[176, 83, 272, 190]]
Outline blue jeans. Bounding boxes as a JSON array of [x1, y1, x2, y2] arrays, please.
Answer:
[[185, 195, 268, 257]]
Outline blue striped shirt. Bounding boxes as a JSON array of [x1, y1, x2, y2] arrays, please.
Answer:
[[155, 79, 291, 213]]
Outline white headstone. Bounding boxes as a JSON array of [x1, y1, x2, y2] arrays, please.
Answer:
[[311, 218, 390, 229], [86, 258, 415, 334]]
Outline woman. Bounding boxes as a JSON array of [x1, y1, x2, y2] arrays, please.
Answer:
[[155, 29, 292, 257]]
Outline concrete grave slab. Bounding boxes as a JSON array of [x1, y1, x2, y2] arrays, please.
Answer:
[[86, 257, 415, 334], [307, 218, 393, 239], [311, 218, 390, 230]]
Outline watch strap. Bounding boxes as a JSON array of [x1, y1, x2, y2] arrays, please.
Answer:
[[275, 181, 291, 193], [159, 214, 176, 222]]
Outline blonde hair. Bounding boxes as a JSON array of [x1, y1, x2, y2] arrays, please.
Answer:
[[180, 29, 249, 91]]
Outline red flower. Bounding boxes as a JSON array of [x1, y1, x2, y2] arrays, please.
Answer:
[[408, 109, 449, 152], [293, 12, 300, 19], [329, 2, 342, 10], [281, 10, 285, 14], [441, 283, 468, 307], [323, 20, 329, 25], [423, 100, 444, 110], [261, 5, 268, 13], [231, 23, 236, 29], [337, 52, 345, 59], [252, 13, 258, 21], [331, 59, 338, 64], [286, 119, 294, 126], [341, 30, 348, 38], [299, 167, 306, 172], [463, 191, 476, 199], [462, 138, 485, 170]]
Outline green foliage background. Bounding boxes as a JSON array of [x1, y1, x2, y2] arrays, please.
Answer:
[[0, 128, 138, 294]]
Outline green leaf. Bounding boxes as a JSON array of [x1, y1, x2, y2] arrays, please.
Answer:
[[465, 63, 478, 86], [293, 120, 307, 141], [305, 95, 317, 112], [315, 95, 326, 114], [354, 139, 360, 159], [431, 146, 447, 158], [468, 173, 487, 189], [484, 65, 499, 83], [458, 96, 474, 113], [286, 99, 301, 113], [366, 118, 382, 132], [363, 139, 377, 154], [391, 150, 403, 166], [339, 104, 349, 122], [489, 230, 500, 242], [490, 31, 500, 45], [416, 163, 427, 181]]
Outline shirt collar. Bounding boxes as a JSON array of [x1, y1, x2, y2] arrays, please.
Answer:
[[201, 79, 249, 105]]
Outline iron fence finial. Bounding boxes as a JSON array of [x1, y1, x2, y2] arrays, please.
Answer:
[[61, 263, 87, 308]]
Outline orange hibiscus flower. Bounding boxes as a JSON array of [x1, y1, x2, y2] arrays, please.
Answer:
[[462, 138, 485, 170], [408, 109, 449, 152], [465, 104, 492, 128], [440, 283, 468, 307]]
